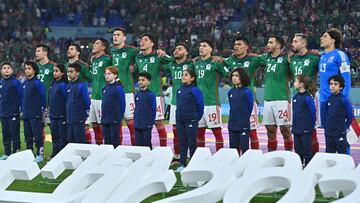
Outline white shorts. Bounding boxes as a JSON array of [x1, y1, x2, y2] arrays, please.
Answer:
[[155, 96, 165, 121], [87, 99, 102, 123], [250, 102, 259, 130], [169, 104, 176, 125], [263, 100, 292, 126], [198, 105, 222, 128], [124, 93, 135, 120]]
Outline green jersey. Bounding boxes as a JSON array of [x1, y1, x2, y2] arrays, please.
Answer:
[[91, 54, 112, 99], [290, 53, 319, 81], [37, 61, 55, 101], [163, 60, 194, 105], [224, 55, 261, 94], [259, 54, 290, 101], [135, 52, 173, 96], [110, 45, 138, 93], [64, 60, 92, 82], [194, 57, 230, 106]]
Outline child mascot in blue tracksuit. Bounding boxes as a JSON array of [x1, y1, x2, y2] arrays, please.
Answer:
[[0, 63, 23, 160], [228, 68, 253, 155], [134, 72, 156, 149], [292, 74, 317, 166], [176, 69, 204, 171], [23, 61, 46, 162], [324, 75, 353, 154], [49, 64, 68, 157], [101, 66, 125, 148], [66, 63, 91, 143]]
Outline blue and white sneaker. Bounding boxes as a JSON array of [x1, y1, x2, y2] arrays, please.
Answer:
[[0, 155, 9, 160], [35, 155, 44, 163], [175, 165, 186, 173]]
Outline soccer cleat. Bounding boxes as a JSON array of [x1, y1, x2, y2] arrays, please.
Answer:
[[175, 165, 185, 173], [0, 155, 9, 160], [35, 155, 44, 163]]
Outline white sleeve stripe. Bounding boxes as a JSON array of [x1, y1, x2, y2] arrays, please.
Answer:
[[337, 50, 348, 63]]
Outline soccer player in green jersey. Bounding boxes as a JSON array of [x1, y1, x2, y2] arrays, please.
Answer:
[[65, 43, 92, 83], [259, 36, 293, 151], [111, 27, 138, 146], [223, 37, 260, 150], [195, 39, 230, 151], [290, 33, 320, 154], [163, 42, 194, 161], [135, 33, 173, 146], [88, 38, 112, 145], [35, 44, 55, 142]]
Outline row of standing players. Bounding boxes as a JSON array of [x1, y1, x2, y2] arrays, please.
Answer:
[[0, 27, 359, 167]]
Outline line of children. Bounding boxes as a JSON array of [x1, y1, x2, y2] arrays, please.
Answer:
[[175, 69, 204, 172], [101, 67, 125, 148]]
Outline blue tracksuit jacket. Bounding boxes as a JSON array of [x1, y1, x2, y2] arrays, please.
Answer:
[[49, 80, 67, 119], [134, 88, 156, 129], [292, 91, 316, 135], [66, 79, 91, 124], [228, 86, 253, 132], [22, 77, 46, 119], [176, 84, 204, 122], [0, 76, 23, 118], [101, 82, 126, 124]]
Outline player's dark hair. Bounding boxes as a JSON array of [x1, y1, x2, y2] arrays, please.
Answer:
[[270, 35, 285, 49], [296, 74, 317, 97], [1, 62, 12, 69], [97, 38, 109, 53], [326, 28, 342, 49], [52, 63, 68, 85], [68, 63, 82, 73], [36, 44, 50, 55], [142, 33, 156, 44], [294, 33, 309, 46], [24, 61, 39, 76], [328, 74, 345, 89], [183, 69, 197, 85], [138, 72, 152, 81], [200, 39, 214, 49], [105, 66, 122, 85], [114, 27, 126, 36], [175, 42, 189, 52], [231, 68, 250, 87], [68, 43, 81, 55], [235, 37, 250, 46]]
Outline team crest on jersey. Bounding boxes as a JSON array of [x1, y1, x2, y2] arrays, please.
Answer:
[[304, 59, 310, 66], [328, 56, 334, 63], [277, 57, 283, 63], [244, 61, 250, 67], [99, 61, 103, 67], [150, 57, 155, 63], [183, 65, 188, 70], [206, 64, 211, 70], [122, 52, 127, 58], [45, 69, 49, 74]]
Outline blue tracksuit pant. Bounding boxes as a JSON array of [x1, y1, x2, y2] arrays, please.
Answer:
[[177, 119, 198, 166], [1, 117, 20, 155]]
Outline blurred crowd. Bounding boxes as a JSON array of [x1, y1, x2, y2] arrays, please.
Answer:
[[0, 0, 359, 85]]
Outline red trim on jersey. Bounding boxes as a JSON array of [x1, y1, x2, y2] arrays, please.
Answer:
[[215, 72, 220, 105]]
